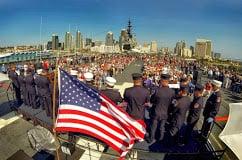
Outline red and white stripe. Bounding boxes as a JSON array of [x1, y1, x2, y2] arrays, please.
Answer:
[[55, 93, 146, 158]]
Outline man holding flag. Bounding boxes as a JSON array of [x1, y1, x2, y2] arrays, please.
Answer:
[[55, 68, 146, 159]]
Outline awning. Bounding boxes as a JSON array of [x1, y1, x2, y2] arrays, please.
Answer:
[[219, 103, 242, 160]]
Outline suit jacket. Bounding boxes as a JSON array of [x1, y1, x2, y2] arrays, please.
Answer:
[[101, 88, 122, 105], [203, 90, 221, 118], [187, 96, 204, 124], [124, 86, 150, 120], [34, 75, 51, 96], [18, 75, 26, 92], [150, 86, 175, 120], [171, 96, 191, 129], [25, 74, 36, 94], [8, 70, 20, 88]]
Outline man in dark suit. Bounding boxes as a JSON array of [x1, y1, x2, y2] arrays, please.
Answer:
[[18, 69, 27, 105], [147, 73, 175, 143], [8, 66, 22, 105], [123, 73, 150, 120], [101, 77, 122, 105], [34, 69, 52, 117], [25, 68, 38, 109]]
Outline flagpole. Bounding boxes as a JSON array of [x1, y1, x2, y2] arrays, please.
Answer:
[[52, 50, 60, 160]]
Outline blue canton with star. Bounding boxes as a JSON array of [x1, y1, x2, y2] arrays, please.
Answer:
[[59, 69, 101, 112]]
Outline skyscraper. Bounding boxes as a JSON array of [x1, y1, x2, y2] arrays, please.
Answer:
[[182, 48, 192, 57], [174, 40, 186, 56], [190, 46, 195, 56], [119, 29, 128, 51], [105, 31, 114, 46], [213, 53, 221, 59], [47, 41, 52, 50], [52, 34, 59, 50], [195, 39, 212, 59], [85, 38, 92, 47], [150, 41, 158, 53], [65, 32, 72, 51], [206, 40, 212, 57], [76, 31, 83, 50]]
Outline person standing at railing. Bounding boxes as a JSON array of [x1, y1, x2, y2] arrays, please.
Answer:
[[18, 69, 28, 105], [200, 80, 222, 140], [8, 65, 22, 105], [34, 69, 53, 118], [25, 68, 38, 109]]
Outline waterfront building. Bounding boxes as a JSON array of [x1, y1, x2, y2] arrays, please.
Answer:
[[105, 31, 114, 46], [195, 39, 212, 59], [182, 48, 192, 57], [150, 41, 158, 53], [64, 32, 72, 51], [174, 40, 186, 56], [76, 31, 83, 50], [52, 34, 59, 50]]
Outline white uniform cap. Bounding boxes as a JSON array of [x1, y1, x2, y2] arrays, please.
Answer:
[[84, 72, 94, 81], [37, 69, 42, 75], [70, 70, 78, 76], [105, 77, 116, 86], [212, 80, 222, 87]]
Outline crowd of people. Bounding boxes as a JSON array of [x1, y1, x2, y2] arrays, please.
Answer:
[[6, 54, 225, 147], [6, 54, 134, 118], [59, 54, 135, 89], [205, 66, 242, 94]]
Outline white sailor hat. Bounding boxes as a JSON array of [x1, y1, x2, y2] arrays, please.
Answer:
[[84, 72, 94, 81], [212, 80, 222, 87], [36, 69, 42, 75], [70, 70, 78, 76], [105, 77, 116, 86]]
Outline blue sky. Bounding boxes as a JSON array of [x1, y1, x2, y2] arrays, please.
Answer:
[[0, 0, 242, 59]]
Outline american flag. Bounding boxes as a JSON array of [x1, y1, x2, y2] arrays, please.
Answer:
[[55, 68, 146, 158]]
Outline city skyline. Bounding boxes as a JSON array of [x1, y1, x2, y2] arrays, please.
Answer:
[[0, 0, 242, 59]]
